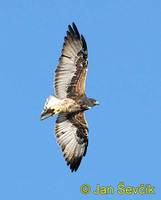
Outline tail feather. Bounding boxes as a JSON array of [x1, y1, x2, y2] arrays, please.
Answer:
[[40, 109, 54, 120], [40, 96, 62, 120]]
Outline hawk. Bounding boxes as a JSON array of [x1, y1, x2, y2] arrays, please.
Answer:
[[41, 23, 99, 172]]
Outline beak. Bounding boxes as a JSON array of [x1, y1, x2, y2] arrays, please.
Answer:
[[95, 101, 100, 105]]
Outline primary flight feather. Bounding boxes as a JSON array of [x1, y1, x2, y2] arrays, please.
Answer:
[[41, 23, 99, 172]]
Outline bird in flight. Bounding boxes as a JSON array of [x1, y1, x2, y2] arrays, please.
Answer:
[[41, 23, 99, 172]]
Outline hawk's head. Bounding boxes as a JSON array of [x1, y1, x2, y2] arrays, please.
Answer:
[[87, 98, 99, 108]]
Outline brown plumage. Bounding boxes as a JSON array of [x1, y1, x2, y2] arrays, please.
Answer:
[[41, 23, 99, 172], [55, 23, 88, 99]]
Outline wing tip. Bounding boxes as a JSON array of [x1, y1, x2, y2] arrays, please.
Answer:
[[66, 22, 88, 53], [81, 34, 88, 52], [64, 155, 81, 172], [69, 157, 82, 172], [70, 22, 80, 39]]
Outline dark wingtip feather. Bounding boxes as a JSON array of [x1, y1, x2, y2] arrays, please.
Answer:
[[67, 23, 88, 54], [81, 34, 87, 52], [69, 157, 82, 172], [83, 141, 88, 156], [68, 24, 74, 36], [72, 22, 76, 27], [72, 22, 80, 39]]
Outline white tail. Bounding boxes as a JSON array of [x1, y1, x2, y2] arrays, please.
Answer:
[[40, 96, 62, 120]]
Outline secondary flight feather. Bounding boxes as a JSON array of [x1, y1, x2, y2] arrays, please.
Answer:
[[41, 23, 99, 172]]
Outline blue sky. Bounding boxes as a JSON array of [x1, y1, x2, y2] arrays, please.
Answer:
[[0, 0, 161, 199]]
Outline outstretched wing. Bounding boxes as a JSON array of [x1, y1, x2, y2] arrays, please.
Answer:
[[55, 112, 88, 172], [55, 23, 88, 99]]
